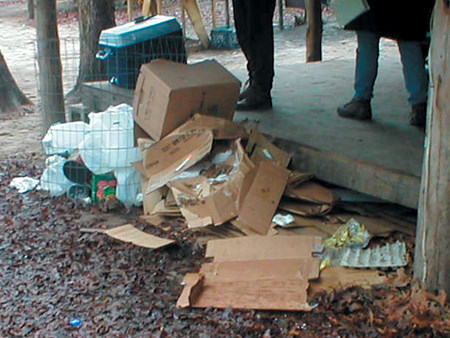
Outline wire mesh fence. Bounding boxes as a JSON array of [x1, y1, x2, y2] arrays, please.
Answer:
[[35, 17, 188, 208]]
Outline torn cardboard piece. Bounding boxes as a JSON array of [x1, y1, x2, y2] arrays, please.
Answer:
[[169, 140, 254, 228], [103, 224, 174, 249], [173, 114, 248, 140], [245, 128, 291, 168], [178, 235, 323, 311], [236, 160, 290, 234], [143, 128, 213, 193], [177, 273, 205, 308], [133, 59, 240, 141]]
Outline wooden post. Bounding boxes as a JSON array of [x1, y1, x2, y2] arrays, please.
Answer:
[[278, 0, 284, 30], [305, 0, 322, 62], [181, 0, 210, 48], [35, 0, 65, 134], [27, 0, 35, 20], [127, 0, 134, 21], [211, 0, 217, 29], [414, 0, 450, 294]]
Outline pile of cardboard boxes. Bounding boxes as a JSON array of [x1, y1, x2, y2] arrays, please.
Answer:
[[131, 58, 341, 236], [118, 58, 407, 311]]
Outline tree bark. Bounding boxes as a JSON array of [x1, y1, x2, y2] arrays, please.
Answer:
[[35, 0, 65, 133], [414, 0, 450, 294], [0, 49, 32, 115], [27, 0, 35, 20], [74, 0, 115, 91], [305, 0, 322, 62]]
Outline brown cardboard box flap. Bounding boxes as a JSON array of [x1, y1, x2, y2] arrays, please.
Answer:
[[104, 224, 174, 249], [143, 128, 213, 193], [236, 161, 290, 234], [168, 140, 254, 228], [245, 128, 291, 168]]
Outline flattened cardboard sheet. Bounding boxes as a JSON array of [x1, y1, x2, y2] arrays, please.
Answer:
[[285, 181, 340, 205], [104, 224, 174, 249], [279, 199, 333, 217], [178, 236, 323, 311], [205, 235, 323, 262]]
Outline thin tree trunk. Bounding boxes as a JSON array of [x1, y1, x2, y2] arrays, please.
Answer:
[[305, 0, 322, 62], [0, 49, 32, 115], [35, 0, 65, 133], [73, 0, 115, 92], [27, 0, 35, 20]]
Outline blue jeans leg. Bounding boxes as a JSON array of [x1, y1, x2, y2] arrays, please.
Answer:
[[354, 31, 380, 101], [397, 40, 428, 106]]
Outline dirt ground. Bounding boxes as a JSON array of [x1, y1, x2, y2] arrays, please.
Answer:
[[3, 2, 447, 337]]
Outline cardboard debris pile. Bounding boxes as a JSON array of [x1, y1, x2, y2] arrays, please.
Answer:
[[73, 58, 413, 312]]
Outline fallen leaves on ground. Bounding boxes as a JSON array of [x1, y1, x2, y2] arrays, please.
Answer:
[[1, 156, 449, 337]]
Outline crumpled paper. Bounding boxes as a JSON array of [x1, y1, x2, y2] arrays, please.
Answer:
[[10, 177, 40, 193]]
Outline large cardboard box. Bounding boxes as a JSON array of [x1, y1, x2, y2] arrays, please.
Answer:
[[133, 59, 241, 140]]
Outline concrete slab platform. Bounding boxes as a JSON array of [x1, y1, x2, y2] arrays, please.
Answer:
[[234, 58, 425, 209], [81, 56, 425, 209]]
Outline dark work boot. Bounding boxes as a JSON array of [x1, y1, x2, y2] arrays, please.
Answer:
[[337, 98, 372, 120], [238, 79, 252, 101], [236, 91, 272, 111], [409, 102, 427, 128]]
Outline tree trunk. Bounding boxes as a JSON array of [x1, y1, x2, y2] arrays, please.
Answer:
[[0, 49, 32, 115], [414, 0, 450, 294], [305, 0, 322, 62], [35, 0, 65, 133], [74, 0, 115, 91], [27, 0, 35, 20]]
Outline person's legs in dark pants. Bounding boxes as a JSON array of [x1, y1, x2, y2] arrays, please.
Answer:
[[233, 0, 275, 110], [337, 31, 380, 120]]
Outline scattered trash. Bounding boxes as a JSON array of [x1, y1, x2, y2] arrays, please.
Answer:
[[69, 318, 82, 327], [9, 177, 39, 193], [323, 218, 371, 249], [272, 213, 296, 227], [40, 104, 143, 207]]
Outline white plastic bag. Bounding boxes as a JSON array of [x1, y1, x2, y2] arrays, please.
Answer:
[[42, 121, 89, 155], [40, 155, 75, 196], [78, 104, 142, 174], [114, 167, 142, 208]]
